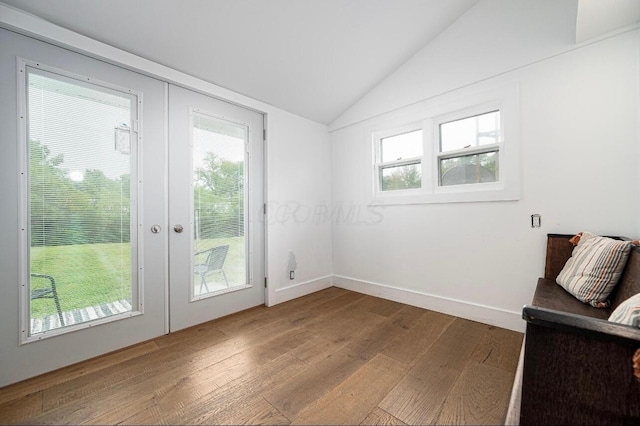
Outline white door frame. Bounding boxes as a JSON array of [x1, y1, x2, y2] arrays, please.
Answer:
[[167, 84, 266, 332]]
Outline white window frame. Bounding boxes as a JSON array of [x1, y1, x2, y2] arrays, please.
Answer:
[[369, 83, 520, 205], [432, 103, 503, 192], [373, 123, 423, 195], [17, 58, 144, 344]]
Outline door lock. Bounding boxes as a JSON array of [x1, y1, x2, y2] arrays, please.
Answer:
[[150, 225, 161, 234], [174, 224, 184, 233]]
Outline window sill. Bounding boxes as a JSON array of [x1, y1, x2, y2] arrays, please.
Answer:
[[369, 184, 520, 206]]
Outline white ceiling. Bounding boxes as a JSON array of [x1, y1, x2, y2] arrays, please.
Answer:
[[1, 0, 478, 124]]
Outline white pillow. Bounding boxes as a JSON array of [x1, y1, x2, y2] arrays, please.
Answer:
[[557, 232, 633, 308], [609, 293, 640, 327]]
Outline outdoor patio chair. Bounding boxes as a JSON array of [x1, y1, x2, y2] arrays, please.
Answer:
[[30, 273, 64, 326], [194, 245, 230, 293]]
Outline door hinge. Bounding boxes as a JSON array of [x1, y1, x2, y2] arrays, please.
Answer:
[[263, 129, 266, 141], [263, 203, 267, 215], [264, 277, 267, 288]]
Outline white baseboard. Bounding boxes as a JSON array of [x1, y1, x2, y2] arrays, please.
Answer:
[[333, 275, 525, 332], [272, 275, 334, 305]]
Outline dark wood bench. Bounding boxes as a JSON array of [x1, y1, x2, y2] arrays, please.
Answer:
[[511, 234, 640, 425]]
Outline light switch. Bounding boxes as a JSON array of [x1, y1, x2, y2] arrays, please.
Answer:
[[531, 214, 541, 228]]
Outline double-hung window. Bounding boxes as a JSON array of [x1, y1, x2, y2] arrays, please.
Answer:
[[436, 108, 501, 187], [370, 84, 519, 204], [375, 126, 423, 192]]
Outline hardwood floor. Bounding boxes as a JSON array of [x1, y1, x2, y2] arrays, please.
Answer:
[[0, 288, 523, 425]]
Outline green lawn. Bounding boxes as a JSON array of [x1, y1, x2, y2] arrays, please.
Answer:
[[30, 236, 245, 318], [31, 242, 132, 318]]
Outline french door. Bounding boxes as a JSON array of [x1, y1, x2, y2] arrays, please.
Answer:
[[168, 85, 265, 332], [0, 28, 265, 387], [0, 28, 167, 386]]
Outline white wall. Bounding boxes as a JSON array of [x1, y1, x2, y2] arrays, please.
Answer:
[[266, 109, 334, 304], [331, 10, 640, 331], [576, 0, 640, 43]]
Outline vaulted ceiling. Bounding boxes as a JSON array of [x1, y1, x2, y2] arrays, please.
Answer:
[[0, 0, 479, 124]]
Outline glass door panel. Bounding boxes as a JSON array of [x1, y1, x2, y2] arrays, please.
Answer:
[[192, 114, 248, 298], [26, 66, 138, 336], [168, 84, 264, 332]]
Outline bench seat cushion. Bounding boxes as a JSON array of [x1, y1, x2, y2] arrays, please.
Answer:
[[532, 278, 610, 320]]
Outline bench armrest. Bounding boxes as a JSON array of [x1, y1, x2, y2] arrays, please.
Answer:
[[522, 305, 640, 345]]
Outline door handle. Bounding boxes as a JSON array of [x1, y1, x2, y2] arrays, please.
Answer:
[[174, 224, 184, 233]]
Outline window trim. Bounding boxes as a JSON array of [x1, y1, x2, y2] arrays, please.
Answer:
[[369, 83, 520, 205]]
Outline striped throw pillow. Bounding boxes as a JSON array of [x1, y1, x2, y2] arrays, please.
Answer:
[[556, 232, 633, 308], [609, 293, 640, 327]]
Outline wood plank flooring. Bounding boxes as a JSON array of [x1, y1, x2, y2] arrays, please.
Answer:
[[0, 288, 523, 425]]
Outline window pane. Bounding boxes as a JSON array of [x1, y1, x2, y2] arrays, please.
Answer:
[[381, 130, 422, 162], [381, 163, 421, 191], [440, 110, 500, 152], [193, 114, 247, 297], [440, 151, 498, 186], [27, 67, 136, 335]]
